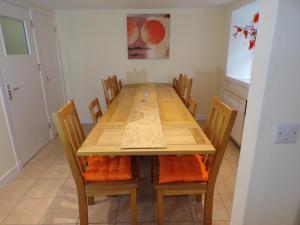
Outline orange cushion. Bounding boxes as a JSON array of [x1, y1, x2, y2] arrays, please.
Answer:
[[159, 155, 208, 184], [83, 156, 132, 182]]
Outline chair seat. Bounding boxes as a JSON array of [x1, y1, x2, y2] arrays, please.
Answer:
[[83, 156, 132, 182], [159, 155, 208, 184]]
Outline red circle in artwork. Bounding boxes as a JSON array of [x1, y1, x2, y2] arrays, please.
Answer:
[[141, 20, 165, 45]]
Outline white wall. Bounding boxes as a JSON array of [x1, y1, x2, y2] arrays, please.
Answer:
[[231, 0, 300, 224], [55, 8, 226, 122]]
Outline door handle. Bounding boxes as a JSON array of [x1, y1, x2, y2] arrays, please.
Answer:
[[6, 84, 20, 100]]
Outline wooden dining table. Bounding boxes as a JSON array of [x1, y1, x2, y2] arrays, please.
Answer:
[[77, 83, 215, 156]]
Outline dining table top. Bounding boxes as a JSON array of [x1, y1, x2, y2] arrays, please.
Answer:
[[77, 83, 215, 156]]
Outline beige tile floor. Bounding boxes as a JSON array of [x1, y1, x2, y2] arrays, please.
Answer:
[[0, 124, 240, 225]]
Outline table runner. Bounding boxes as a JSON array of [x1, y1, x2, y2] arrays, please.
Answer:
[[121, 84, 166, 149]]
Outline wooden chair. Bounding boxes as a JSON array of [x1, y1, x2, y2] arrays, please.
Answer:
[[102, 77, 115, 107], [175, 73, 184, 94], [53, 100, 138, 225], [119, 79, 123, 90], [180, 75, 193, 105], [111, 75, 120, 96], [186, 96, 198, 118], [154, 97, 237, 225], [89, 97, 103, 123], [172, 78, 178, 89]]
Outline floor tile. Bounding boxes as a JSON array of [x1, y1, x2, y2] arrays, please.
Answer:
[[25, 179, 65, 198], [116, 223, 155, 225], [30, 148, 60, 164], [0, 131, 241, 225], [0, 179, 36, 199], [212, 221, 230, 225], [190, 194, 230, 221], [54, 153, 68, 164], [212, 195, 230, 221], [14, 164, 48, 180], [117, 195, 154, 223], [215, 172, 237, 195], [165, 223, 194, 225], [39, 197, 79, 224], [88, 196, 119, 224], [219, 194, 234, 217], [224, 142, 240, 160], [159, 196, 193, 222], [41, 163, 71, 179], [227, 159, 239, 172], [0, 198, 21, 223], [219, 160, 236, 176], [56, 179, 77, 198], [2, 198, 52, 224]]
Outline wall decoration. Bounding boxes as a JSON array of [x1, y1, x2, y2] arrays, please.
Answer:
[[233, 12, 260, 50], [127, 14, 170, 59]]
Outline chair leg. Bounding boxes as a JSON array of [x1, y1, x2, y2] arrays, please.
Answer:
[[195, 194, 202, 203], [156, 190, 164, 225], [204, 190, 214, 225], [88, 196, 95, 205], [78, 191, 88, 225], [130, 188, 137, 225]]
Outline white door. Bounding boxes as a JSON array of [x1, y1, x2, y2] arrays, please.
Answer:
[[31, 9, 65, 135], [0, 1, 51, 165]]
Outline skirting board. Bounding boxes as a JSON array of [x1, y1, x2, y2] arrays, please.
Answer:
[[0, 161, 21, 188]]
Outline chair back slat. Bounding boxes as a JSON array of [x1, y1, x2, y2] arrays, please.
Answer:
[[180, 75, 193, 105], [52, 100, 86, 190], [203, 97, 237, 185], [186, 96, 198, 118], [172, 78, 178, 89], [176, 74, 184, 94], [111, 75, 120, 96], [102, 77, 115, 107], [119, 80, 123, 89], [89, 97, 103, 123]]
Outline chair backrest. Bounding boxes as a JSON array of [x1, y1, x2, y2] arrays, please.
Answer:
[[204, 97, 237, 186], [111, 75, 120, 96], [180, 75, 193, 105], [176, 74, 184, 94], [119, 79, 123, 90], [52, 100, 86, 191], [172, 78, 178, 89], [102, 77, 115, 107], [186, 96, 198, 118], [89, 97, 103, 123]]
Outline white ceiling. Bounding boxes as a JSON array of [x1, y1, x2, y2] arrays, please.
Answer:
[[24, 0, 234, 10]]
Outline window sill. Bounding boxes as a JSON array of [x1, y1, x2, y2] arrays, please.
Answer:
[[226, 76, 250, 88]]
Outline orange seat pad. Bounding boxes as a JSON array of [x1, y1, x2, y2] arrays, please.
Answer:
[[83, 156, 132, 182], [159, 155, 208, 183]]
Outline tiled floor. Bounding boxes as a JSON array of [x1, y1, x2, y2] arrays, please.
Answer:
[[0, 124, 240, 225]]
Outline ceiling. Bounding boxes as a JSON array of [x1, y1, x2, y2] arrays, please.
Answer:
[[24, 0, 234, 10]]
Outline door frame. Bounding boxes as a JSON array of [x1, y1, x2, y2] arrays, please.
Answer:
[[0, 0, 66, 169]]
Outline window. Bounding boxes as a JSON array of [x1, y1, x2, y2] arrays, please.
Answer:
[[0, 15, 29, 55], [226, 2, 260, 83]]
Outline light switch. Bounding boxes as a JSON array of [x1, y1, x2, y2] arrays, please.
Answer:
[[275, 123, 300, 144]]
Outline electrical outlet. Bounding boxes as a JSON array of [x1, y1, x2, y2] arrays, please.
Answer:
[[275, 123, 300, 144]]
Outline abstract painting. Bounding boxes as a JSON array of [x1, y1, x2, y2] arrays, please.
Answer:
[[127, 14, 170, 59]]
